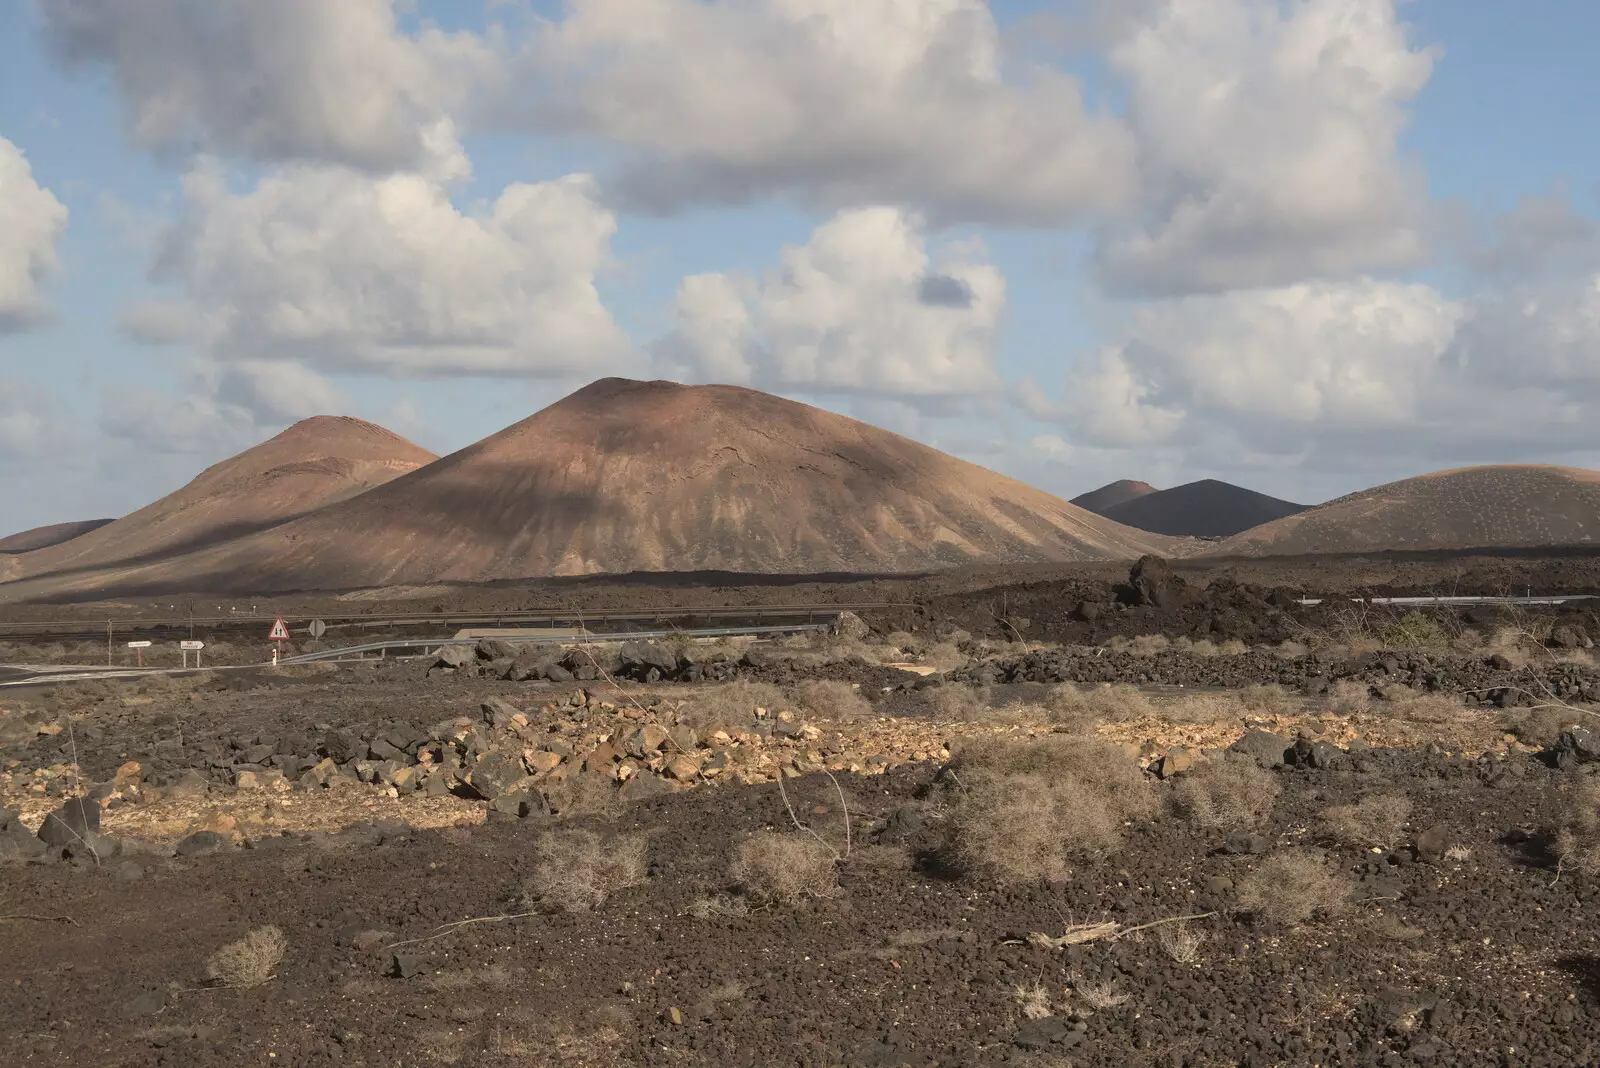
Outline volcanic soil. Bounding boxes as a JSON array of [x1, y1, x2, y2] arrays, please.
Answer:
[[4, 621, 1600, 1066]]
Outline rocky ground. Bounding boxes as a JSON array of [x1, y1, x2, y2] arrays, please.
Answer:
[[2, 626, 1600, 1065]]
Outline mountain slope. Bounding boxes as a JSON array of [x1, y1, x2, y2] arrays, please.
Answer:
[[0, 417, 436, 585], [0, 519, 115, 554], [1070, 480, 1157, 516], [1215, 465, 1600, 555], [4, 379, 1189, 598], [1101, 479, 1309, 538]]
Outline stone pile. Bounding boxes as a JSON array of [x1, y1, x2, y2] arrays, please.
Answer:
[[430, 638, 749, 684]]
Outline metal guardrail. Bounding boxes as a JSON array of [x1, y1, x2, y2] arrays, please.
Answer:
[[1294, 595, 1598, 607], [276, 622, 834, 664], [0, 602, 909, 639]]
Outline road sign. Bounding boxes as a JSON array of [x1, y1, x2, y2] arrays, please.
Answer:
[[307, 619, 327, 639], [268, 617, 290, 641], [180, 638, 205, 668], [180, 640, 204, 650], [126, 641, 152, 649]]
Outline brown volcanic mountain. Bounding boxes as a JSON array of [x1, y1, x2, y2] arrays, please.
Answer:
[[1071, 479, 1157, 515], [0, 519, 115, 554], [3, 379, 1187, 598], [0, 416, 436, 586], [1102, 479, 1309, 538], [1215, 465, 1600, 555]]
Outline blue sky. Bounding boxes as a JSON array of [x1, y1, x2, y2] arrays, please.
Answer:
[[2, 0, 1599, 534]]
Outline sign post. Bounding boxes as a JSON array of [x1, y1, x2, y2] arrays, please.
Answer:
[[126, 640, 152, 667], [307, 619, 327, 640], [180, 639, 205, 669], [268, 617, 290, 665]]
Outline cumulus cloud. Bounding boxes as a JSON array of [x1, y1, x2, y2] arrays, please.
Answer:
[[0, 137, 69, 331], [655, 207, 1005, 400], [1097, 0, 1435, 295], [37, 0, 495, 173], [518, 0, 1133, 224], [147, 160, 631, 377], [216, 361, 344, 423]]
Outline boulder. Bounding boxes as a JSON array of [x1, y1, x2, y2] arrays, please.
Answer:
[[1155, 747, 1198, 779], [432, 645, 474, 671], [476, 637, 519, 661], [1549, 625, 1594, 651], [482, 696, 524, 729], [466, 749, 529, 800], [321, 728, 360, 764], [174, 830, 230, 857], [1228, 730, 1290, 769], [37, 798, 101, 847], [1549, 727, 1600, 769], [620, 641, 681, 679], [833, 611, 870, 641], [1127, 555, 1186, 609]]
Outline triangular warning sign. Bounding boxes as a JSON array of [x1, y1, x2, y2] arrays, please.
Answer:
[[268, 617, 290, 641]]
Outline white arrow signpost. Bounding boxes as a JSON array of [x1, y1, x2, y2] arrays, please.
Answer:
[[180, 639, 204, 668], [126, 640, 151, 667]]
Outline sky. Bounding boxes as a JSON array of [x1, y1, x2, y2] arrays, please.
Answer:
[[3, 0, 1600, 534]]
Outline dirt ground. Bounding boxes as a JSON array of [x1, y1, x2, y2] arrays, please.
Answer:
[[4, 560, 1600, 1066]]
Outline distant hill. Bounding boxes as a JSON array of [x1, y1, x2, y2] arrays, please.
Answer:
[[1215, 465, 1600, 555], [0, 416, 436, 586], [0, 379, 1189, 600], [1071, 480, 1157, 515], [0, 519, 114, 554], [1100, 479, 1310, 538]]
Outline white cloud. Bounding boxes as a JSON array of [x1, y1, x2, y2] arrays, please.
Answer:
[[1098, 0, 1435, 295], [38, 0, 495, 173], [117, 300, 201, 345], [0, 137, 69, 331], [98, 386, 262, 457], [519, 0, 1134, 224], [215, 361, 344, 423], [147, 160, 632, 377], [1043, 265, 1600, 468], [655, 207, 1005, 400]]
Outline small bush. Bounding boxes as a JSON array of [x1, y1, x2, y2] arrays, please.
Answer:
[[943, 737, 1154, 885], [680, 680, 787, 730], [1325, 680, 1372, 715], [1168, 757, 1281, 829], [1556, 781, 1600, 876], [730, 832, 839, 904], [1376, 611, 1449, 649], [1157, 920, 1205, 963], [524, 829, 647, 913], [790, 679, 872, 721], [1239, 684, 1294, 716], [1321, 794, 1412, 848], [206, 925, 287, 988], [1235, 852, 1351, 926], [1503, 706, 1579, 748], [1105, 634, 1170, 656], [1045, 683, 1151, 725], [923, 684, 990, 719]]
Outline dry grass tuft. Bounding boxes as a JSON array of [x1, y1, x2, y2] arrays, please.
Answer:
[[730, 832, 839, 904], [943, 736, 1155, 885], [679, 680, 787, 730], [1235, 852, 1351, 926], [1321, 794, 1412, 849], [1168, 757, 1281, 829], [1157, 920, 1205, 963], [1324, 680, 1373, 715], [206, 925, 287, 989], [790, 679, 872, 721], [524, 829, 648, 913], [1045, 683, 1152, 726], [1502, 706, 1581, 748], [1556, 781, 1600, 876], [1104, 634, 1171, 656], [1073, 976, 1130, 1011], [1239, 684, 1295, 716], [1013, 981, 1055, 1020], [923, 684, 991, 720]]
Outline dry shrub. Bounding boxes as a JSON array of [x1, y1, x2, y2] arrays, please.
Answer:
[[1157, 693, 1235, 725], [1105, 634, 1171, 656], [1014, 982, 1055, 1020], [1273, 639, 1310, 659], [730, 832, 839, 904], [1321, 794, 1412, 848], [1376, 610, 1451, 650], [1235, 852, 1351, 926], [1172, 636, 1219, 657], [679, 680, 787, 730], [943, 736, 1154, 885], [923, 684, 990, 719], [1239, 684, 1295, 716], [1045, 683, 1152, 726], [206, 925, 287, 988], [1157, 920, 1205, 963], [1325, 680, 1372, 716], [1502, 705, 1581, 748], [1556, 781, 1600, 876], [790, 679, 872, 721], [685, 894, 749, 920], [1216, 638, 1249, 656], [1168, 757, 1281, 829], [921, 642, 969, 672], [524, 829, 647, 913], [1383, 690, 1470, 725]]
